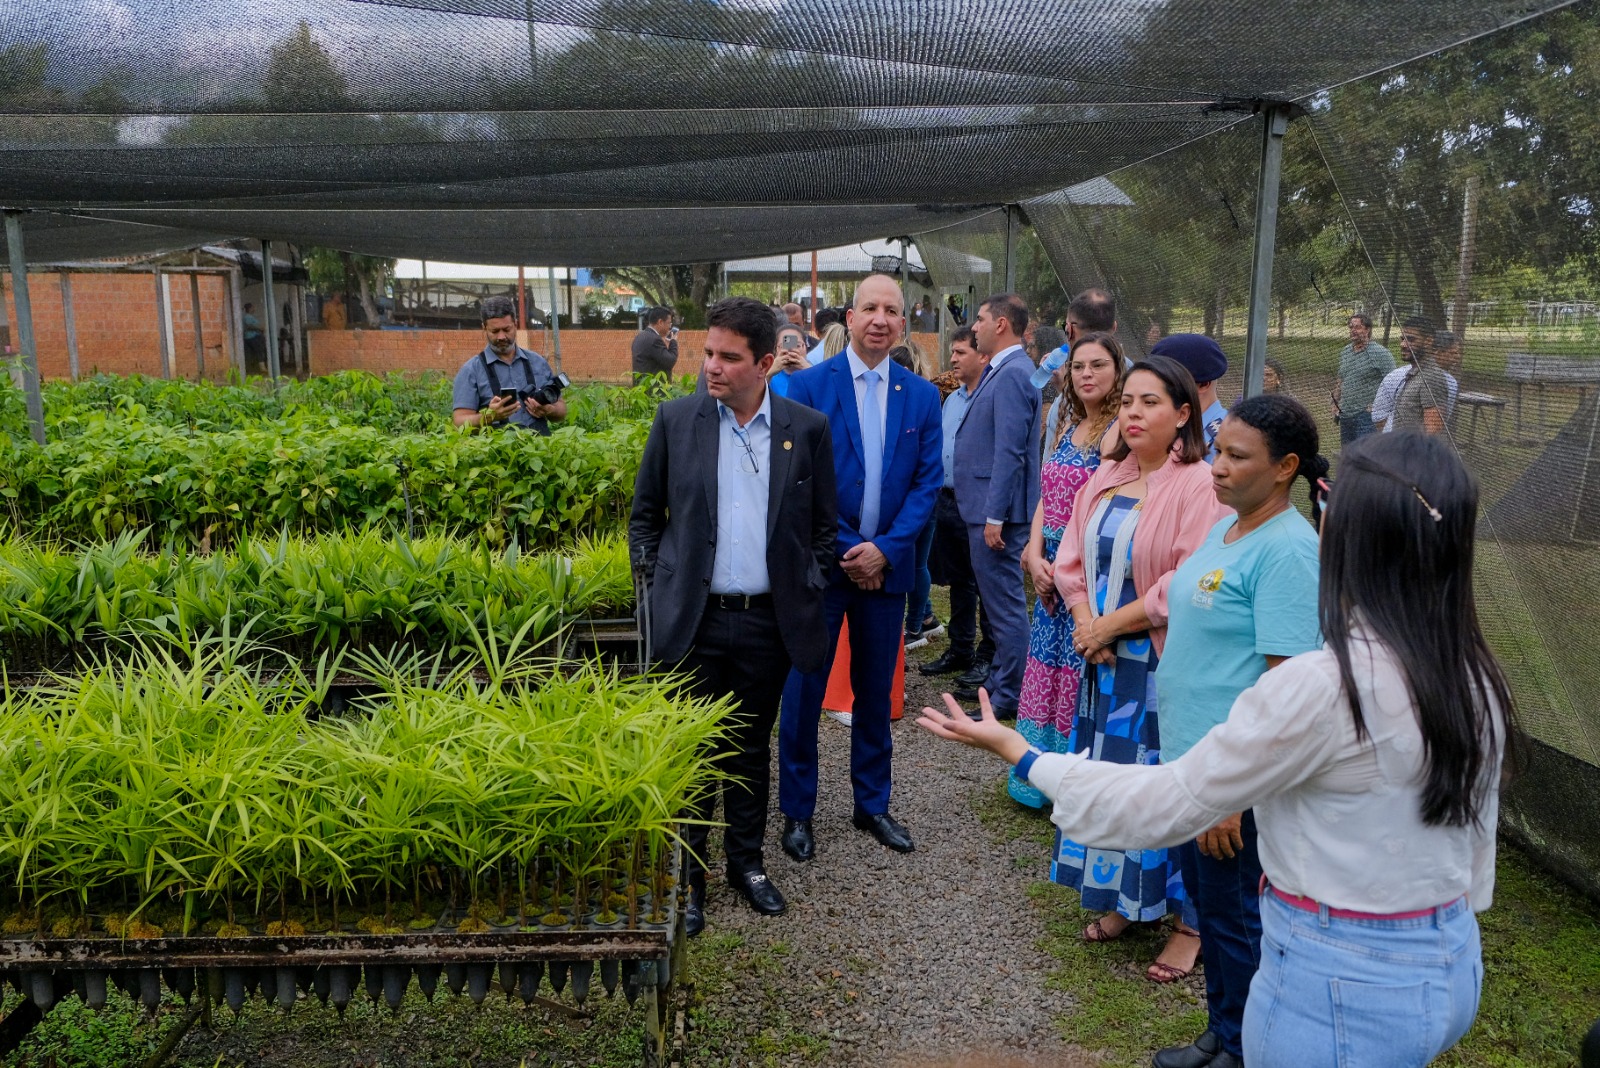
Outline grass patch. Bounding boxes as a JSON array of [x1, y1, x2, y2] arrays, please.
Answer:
[[1441, 848, 1600, 1067]]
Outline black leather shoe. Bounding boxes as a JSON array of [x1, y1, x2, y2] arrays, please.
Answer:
[[726, 867, 787, 915], [780, 818, 814, 862], [990, 704, 1017, 722], [684, 886, 705, 938], [852, 810, 915, 853], [919, 649, 975, 677], [953, 659, 992, 688], [1152, 1030, 1221, 1068]]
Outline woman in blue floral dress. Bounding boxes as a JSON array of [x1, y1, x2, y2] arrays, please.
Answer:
[[1010, 333, 1124, 807]]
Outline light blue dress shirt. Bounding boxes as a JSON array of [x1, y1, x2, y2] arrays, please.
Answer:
[[940, 384, 973, 488], [710, 389, 773, 595]]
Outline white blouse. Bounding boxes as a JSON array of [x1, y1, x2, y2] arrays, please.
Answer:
[[1028, 636, 1502, 914]]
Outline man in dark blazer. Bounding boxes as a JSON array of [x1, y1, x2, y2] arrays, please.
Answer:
[[953, 293, 1041, 720], [629, 296, 836, 938], [777, 274, 943, 860], [631, 306, 679, 382]]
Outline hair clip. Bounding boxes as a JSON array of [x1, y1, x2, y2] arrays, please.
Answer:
[[1411, 485, 1444, 523]]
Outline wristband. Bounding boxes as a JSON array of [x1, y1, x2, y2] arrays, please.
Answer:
[[1014, 745, 1045, 782]]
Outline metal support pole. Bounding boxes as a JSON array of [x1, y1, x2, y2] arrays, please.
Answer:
[[546, 268, 562, 372], [1242, 103, 1294, 400], [261, 239, 280, 383], [188, 271, 205, 379], [1003, 205, 1018, 293], [3, 212, 46, 444], [155, 269, 174, 378], [60, 272, 81, 382]]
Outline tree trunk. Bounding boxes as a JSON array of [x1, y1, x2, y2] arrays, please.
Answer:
[[688, 263, 720, 312]]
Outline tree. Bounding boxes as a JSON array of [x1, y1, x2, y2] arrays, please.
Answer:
[[586, 264, 721, 327], [303, 248, 393, 326]]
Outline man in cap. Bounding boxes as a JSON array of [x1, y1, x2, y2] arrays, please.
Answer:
[[1150, 333, 1228, 461]]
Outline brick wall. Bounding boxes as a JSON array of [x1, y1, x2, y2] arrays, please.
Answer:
[[308, 328, 947, 383], [3, 271, 233, 380]]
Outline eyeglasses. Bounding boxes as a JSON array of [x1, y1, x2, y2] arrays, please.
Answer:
[[731, 424, 759, 475]]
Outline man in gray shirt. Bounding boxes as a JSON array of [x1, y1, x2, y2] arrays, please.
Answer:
[[1333, 312, 1394, 443], [452, 295, 567, 433]]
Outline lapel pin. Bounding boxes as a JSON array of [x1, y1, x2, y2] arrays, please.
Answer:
[[894, 384, 902, 391], [783, 440, 793, 450]]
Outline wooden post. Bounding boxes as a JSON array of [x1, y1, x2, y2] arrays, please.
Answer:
[[155, 268, 174, 379], [290, 281, 306, 376], [3, 211, 46, 444], [810, 250, 819, 325], [226, 268, 246, 377], [61, 272, 81, 382], [1451, 175, 1480, 341], [188, 271, 205, 380]]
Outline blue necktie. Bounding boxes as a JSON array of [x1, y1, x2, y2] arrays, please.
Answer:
[[860, 369, 883, 540]]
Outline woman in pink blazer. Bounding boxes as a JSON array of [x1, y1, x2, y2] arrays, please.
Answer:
[[1046, 355, 1231, 983]]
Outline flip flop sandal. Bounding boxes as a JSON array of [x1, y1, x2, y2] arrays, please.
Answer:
[[1081, 916, 1130, 943], [1145, 929, 1202, 984]]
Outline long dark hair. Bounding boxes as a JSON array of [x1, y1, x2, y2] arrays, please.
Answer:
[[1320, 432, 1516, 828], [1103, 355, 1207, 464], [1226, 393, 1331, 524]]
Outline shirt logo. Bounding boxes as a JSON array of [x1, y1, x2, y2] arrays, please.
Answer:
[[1193, 568, 1225, 609]]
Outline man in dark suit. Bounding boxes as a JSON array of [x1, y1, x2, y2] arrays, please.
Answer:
[[631, 306, 679, 382], [629, 296, 836, 938], [777, 274, 943, 860], [953, 293, 1041, 720]]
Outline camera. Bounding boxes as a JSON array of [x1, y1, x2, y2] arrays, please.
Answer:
[[498, 371, 570, 409]]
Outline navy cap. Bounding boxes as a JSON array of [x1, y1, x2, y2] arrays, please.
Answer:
[[1149, 333, 1228, 385]]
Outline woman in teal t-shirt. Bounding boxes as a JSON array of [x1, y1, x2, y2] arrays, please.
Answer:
[[1145, 394, 1328, 1066]]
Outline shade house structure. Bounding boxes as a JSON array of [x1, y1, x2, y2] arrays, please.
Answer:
[[4, 0, 1600, 912]]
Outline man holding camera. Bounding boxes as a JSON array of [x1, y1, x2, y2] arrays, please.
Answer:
[[632, 306, 680, 383], [452, 295, 569, 433]]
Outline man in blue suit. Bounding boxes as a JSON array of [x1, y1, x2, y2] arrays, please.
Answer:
[[952, 293, 1041, 720], [778, 274, 943, 859]]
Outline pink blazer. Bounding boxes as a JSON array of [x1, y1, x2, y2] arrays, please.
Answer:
[[1052, 451, 1231, 656]]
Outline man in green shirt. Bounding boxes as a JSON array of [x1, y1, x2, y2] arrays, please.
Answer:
[[1332, 313, 1394, 443]]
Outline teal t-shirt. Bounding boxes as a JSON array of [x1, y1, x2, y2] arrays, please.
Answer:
[[1155, 508, 1321, 761]]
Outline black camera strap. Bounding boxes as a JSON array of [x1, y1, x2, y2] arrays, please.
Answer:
[[481, 349, 537, 396]]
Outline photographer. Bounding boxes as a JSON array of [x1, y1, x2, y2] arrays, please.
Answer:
[[632, 306, 680, 383], [452, 295, 568, 433]]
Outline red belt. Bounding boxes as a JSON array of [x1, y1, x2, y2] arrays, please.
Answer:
[[1260, 875, 1462, 921]]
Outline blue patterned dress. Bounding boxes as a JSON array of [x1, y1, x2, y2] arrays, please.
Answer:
[[1008, 425, 1100, 807], [1049, 494, 1190, 924]]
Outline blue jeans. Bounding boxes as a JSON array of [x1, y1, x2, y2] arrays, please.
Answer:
[[1339, 410, 1375, 444], [1243, 890, 1483, 1068], [905, 514, 936, 632], [1176, 812, 1263, 1058]]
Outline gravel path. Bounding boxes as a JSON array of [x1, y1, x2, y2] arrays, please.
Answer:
[[692, 653, 1085, 1067]]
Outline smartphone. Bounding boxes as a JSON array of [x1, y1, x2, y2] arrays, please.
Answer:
[[497, 388, 519, 403]]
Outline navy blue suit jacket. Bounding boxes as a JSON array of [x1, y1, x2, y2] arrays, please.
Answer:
[[786, 353, 943, 595], [952, 348, 1042, 526]]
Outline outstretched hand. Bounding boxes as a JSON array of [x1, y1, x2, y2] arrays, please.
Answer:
[[916, 689, 1030, 765]]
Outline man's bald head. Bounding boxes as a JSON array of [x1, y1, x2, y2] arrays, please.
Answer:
[[846, 274, 907, 365], [853, 273, 905, 311], [782, 302, 804, 326]]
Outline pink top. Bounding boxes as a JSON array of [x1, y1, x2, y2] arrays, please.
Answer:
[[1052, 450, 1231, 656]]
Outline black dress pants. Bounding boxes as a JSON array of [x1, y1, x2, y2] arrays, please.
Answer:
[[679, 601, 790, 891], [930, 488, 994, 662]]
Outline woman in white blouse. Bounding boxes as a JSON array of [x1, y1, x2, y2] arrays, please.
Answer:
[[919, 431, 1516, 1068]]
